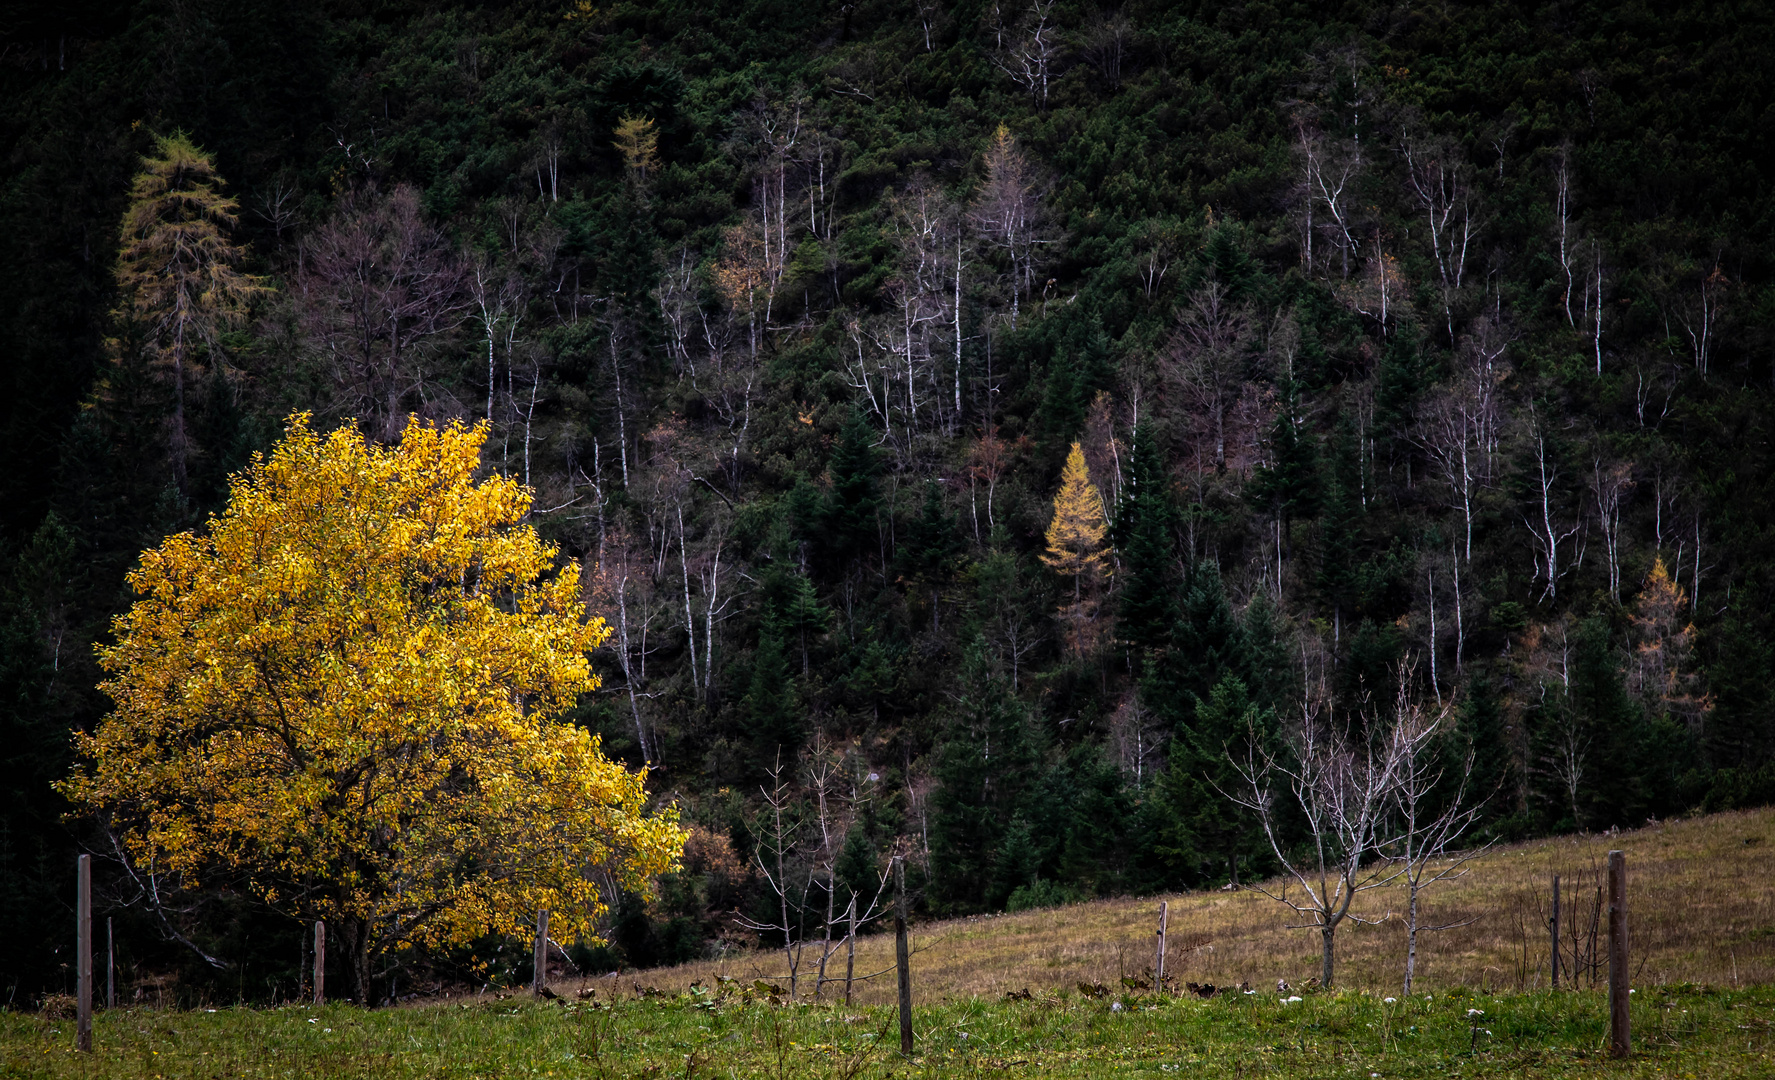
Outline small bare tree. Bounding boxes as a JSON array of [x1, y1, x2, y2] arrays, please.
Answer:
[[1229, 692, 1405, 988], [735, 752, 814, 997], [735, 748, 894, 1001], [1383, 660, 1491, 995], [1164, 279, 1253, 474]]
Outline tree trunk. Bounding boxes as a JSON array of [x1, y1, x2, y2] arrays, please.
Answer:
[[343, 917, 374, 1005], [1321, 924, 1336, 988], [1403, 885, 1419, 994]]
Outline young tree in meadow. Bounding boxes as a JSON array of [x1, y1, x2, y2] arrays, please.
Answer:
[[1383, 660, 1490, 995], [1229, 689, 1406, 988], [60, 416, 684, 1003], [112, 132, 268, 500]]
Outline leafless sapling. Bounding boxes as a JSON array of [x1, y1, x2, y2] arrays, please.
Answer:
[[1383, 659, 1493, 995], [1228, 692, 1406, 988]]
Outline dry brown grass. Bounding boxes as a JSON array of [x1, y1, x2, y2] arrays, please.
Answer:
[[618, 807, 1775, 1003]]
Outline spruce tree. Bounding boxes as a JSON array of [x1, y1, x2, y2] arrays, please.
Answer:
[[1114, 424, 1180, 661], [743, 627, 800, 777], [821, 410, 882, 567]]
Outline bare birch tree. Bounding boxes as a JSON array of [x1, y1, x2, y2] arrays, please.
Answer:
[[1521, 404, 1585, 603], [991, 0, 1062, 110], [1400, 129, 1479, 344], [1382, 660, 1491, 995], [1229, 692, 1405, 988], [1165, 280, 1252, 474], [969, 125, 1046, 327]]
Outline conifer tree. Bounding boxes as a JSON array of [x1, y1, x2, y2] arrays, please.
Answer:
[[1145, 675, 1273, 887], [903, 481, 961, 631], [112, 133, 267, 501], [743, 627, 799, 775], [1040, 442, 1109, 600], [929, 641, 1042, 912], [1114, 425, 1179, 659], [778, 572, 829, 677], [822, 410, 883, 566]]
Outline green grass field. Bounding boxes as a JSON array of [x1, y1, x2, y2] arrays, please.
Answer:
[[5, 983, 1772, 1079], [9, 811, 1775, 1077]]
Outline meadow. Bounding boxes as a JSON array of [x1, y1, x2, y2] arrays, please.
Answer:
[[5, 983, 1771, 1079], [647, 809, 1775, 1002], [6, 810, 1775, 1078]]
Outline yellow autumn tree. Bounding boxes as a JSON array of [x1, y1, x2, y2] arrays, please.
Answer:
[[1629, 556, 1710, 728], [59, 415, 684, 1002], [612, 114, 660, 182], [1041, 441, 1110, 593]]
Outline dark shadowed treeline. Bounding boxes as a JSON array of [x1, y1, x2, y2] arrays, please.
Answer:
[[2, 0, 1772, 1003]]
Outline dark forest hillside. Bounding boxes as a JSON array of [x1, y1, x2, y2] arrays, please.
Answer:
[[2, 0, 1773, 1002]]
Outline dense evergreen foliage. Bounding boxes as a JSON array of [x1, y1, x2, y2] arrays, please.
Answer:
[[2, 0, 1772, 1003]]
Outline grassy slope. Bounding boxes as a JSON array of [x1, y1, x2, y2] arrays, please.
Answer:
[[5, 811, 1775, 1079], [640, 808, 1775, 1002]]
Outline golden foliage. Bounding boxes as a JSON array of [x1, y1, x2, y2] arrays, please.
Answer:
[[114, 132, 268, 370], [60, 415, 684, 963], [1630, 556, 1710, 726], [1040, 442, 1110, 591], [613, 114, 660, 181]]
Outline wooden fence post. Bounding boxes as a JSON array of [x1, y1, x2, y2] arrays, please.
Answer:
[[1550, 874, 1560, 989], [533, 910, 550, 996], [76, 854, 91, 1053], [1608, 851, 1629, 1058], [894, 857, 913, 1055], [313, 921, 326, 1006], [1154, 901, 1169, 988]]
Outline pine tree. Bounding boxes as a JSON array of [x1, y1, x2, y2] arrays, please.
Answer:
[[1170, 560, 1250, 708], [928, 641, 1041, 912], [1146, 676, 1273, 888], [1114, 425, 1179, 660], [902, 481, 961, 632], [779, 573, 829, 677], [112, 133, 267, 502], [821, 410, 882, 566], [1317, 411, 1364, 634], [743, 626, 800, 778], [1246, 372, 1320, 534]]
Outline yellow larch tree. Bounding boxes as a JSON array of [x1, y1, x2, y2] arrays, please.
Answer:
[[1041, 441, 1110, 598], [612, 113, 660, 183], [1036, 440, 1107, 657], [1629, 556, 1710, 728], [59, 415, 684, 1002], [1042, 443, 1111, 657], [112, 132, 269, 499]]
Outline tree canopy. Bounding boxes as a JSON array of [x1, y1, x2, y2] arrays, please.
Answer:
[[59, 415, 683, 1000]]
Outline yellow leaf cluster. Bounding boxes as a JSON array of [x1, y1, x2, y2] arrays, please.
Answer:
[[59, 415, 684, 959], [612, 114, 660, 181], [1040, 442, 1110, 591]]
